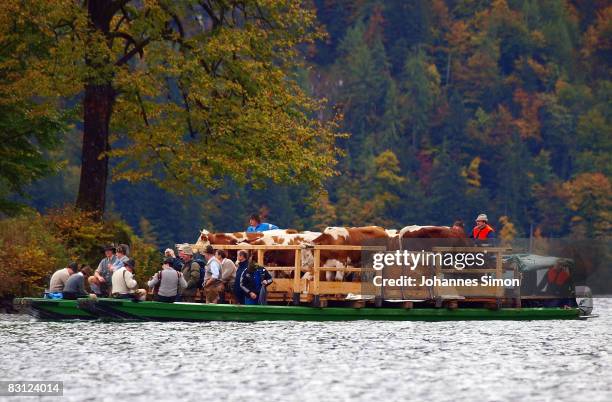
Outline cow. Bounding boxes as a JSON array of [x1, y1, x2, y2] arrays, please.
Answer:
[[394, 225, 469, 251], [196, 230, 257, 250], [242, 231, 321, 277], [194, 229, 306, 261], [303, 226, 390, 281], [385, 229, 398, 238], [191, 230, 265, 261]]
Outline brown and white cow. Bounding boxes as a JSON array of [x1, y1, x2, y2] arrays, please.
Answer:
[[394, 225, 469, 251], [241, 231, 321, 277], [304, 226, 390, 281], [195, 229, 264, 250], [194, 228, 306, 260]]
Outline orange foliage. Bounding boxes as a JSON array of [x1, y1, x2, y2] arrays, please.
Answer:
[[513, 88, 544, 140], [0, 214, 68, 297]]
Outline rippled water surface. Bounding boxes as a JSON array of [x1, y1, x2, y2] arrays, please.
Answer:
[[1, 301, 611, 402]]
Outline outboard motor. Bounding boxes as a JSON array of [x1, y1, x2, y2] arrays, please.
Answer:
[[575, 285, 593, 315]]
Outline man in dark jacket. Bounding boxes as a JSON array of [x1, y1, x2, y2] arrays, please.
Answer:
[[63, 266, 96, 300], [240, 260, 273, 305], [233, 250, 250, 304]]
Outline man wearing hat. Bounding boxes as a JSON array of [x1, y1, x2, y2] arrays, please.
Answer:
[[111, 258, 146, 300], [178, 244, 201, 302], [89, 244, 118, 296], [472, 213, 495, 244]]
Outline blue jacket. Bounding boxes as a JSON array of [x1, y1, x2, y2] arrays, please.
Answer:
[[246, 223, 279, 232], [234, 260, 249, 304], [240, 265, 272, 295]]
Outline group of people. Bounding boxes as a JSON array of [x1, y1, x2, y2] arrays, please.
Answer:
[[48, 243, 146, 301], [157, 244, 273, 305], [47, 242, 273, 305]]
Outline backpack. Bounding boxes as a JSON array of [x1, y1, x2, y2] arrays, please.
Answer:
[[153, 270, 163, 295], [192, 256, 207, 288], [171, 258, 184, 272]]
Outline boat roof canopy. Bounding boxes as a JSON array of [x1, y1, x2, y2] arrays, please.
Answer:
[[504, 254, 574, 272]]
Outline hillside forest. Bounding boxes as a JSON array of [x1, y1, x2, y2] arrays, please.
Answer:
[[1, 0, 610, 251]]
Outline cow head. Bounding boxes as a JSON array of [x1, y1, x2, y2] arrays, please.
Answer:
[[195, 229, 212, 250]]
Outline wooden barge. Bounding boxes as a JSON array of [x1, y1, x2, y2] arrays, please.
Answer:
[[13, 244, 591, 322]]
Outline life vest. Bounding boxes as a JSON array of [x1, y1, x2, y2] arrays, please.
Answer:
[[547, 267, 570, 286], [472, 224, 494, 240]]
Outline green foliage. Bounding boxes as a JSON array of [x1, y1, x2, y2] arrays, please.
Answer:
[[0, 2, 69, 214], [314, 0, 611, 237]]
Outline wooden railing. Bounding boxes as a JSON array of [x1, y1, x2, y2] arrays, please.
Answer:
[[211, 244, 385, 305], [210, 244, 518, 307]]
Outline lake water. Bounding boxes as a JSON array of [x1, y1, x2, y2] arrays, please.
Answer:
[[1, 300, 611, 402]]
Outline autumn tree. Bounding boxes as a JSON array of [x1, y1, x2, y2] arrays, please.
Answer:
[[8, 0, 340, 215]]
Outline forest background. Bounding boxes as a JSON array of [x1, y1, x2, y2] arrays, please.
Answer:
[[0, 0, 609, 296]]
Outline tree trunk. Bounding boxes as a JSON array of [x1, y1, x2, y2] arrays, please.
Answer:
[[75, 0, 114, 215], [76, 83, 114, 213]]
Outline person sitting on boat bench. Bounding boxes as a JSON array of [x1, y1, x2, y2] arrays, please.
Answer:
[[246, 214, 279, 232], [536, 262, 576, 308], [89, 244, 118, 296], [111, 259, 146, 301], [49, 262, 79, 293], [148, 258, 188, 303], [110, 244, 130, 272], [240, 260, 273, 305], [63, 266, 97, 300], [203, 245, 225, 304]]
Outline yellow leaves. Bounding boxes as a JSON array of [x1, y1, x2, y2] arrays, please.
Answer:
[[374, 150, 405, 187], [562, 173, 612, 237], [498, 215, 517, 245], [3, 0, 339, 199], [462, 157, 481, 187]]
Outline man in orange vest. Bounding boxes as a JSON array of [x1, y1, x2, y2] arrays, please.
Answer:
[[472, 213, 495, 244], [541, 264, 572, 296]]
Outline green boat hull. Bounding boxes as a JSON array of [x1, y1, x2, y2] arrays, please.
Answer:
[[13, 298, 582, 322], [14, 298, 96, 320], [78, 299, 581, 322]]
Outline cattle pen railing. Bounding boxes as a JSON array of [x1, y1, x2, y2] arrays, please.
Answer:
[[211, 244, 386, 305], [210, 244, 519, 307]]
